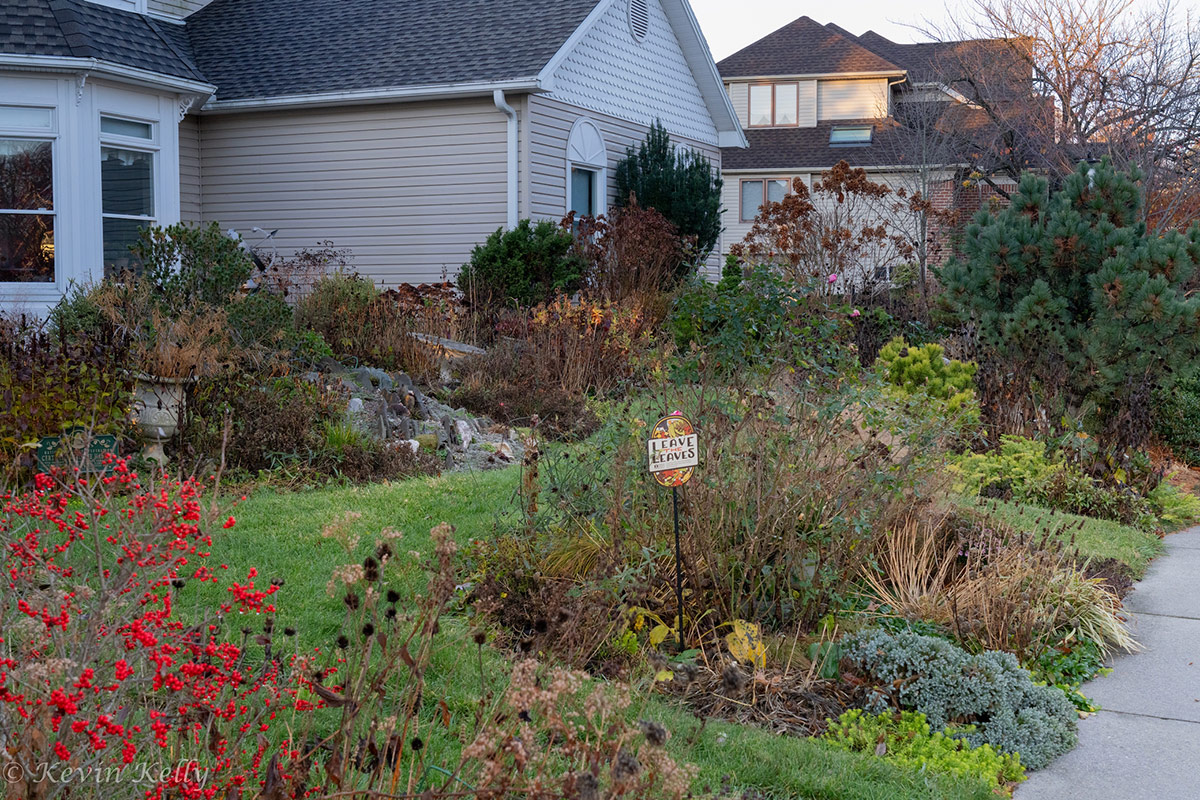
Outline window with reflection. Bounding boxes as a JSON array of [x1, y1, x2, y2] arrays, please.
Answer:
[[100, 116, 155, 277], [0, 137, 55, 283]]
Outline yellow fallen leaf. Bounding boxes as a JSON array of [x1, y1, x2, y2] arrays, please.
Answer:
[[655, 670, 674, 682], [725, 619, 766, 668], [649, 624, 672, 647]]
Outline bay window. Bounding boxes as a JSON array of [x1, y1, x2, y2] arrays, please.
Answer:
[[100, 115, 156, 277], [0, 106, 56, 283]]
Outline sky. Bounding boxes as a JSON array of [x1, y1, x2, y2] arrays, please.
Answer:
[[690, 0, 942, 61]]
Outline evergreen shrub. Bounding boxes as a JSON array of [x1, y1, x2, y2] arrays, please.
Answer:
[[843, 629, 1077, 770]]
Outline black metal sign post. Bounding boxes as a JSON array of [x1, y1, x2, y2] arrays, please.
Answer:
[[647, 414, 698, 648]]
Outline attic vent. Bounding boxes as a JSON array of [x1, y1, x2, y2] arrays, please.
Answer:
[[628, 0, 650, 41]]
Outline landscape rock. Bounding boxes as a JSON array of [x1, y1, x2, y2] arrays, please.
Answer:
[[455, 420, 473, 449]]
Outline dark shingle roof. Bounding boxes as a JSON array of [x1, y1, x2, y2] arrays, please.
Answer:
[[0, 0, 206, 82], [185, 0, 603, 102], [721, 105, 997, 171], [717, 15, 901, 78], [853, 30, 1031, 100], [723, 120, 910, 170]]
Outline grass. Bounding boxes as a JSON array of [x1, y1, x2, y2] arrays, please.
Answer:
[[179, 467, 995, 799], [954, 495, 1164, 578]]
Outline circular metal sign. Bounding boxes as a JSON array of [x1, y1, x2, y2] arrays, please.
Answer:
[[647, 414, 698, 487]]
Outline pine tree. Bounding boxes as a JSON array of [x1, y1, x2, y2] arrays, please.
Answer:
[[937, 159, 1200, 456], [614, 121, 723, 268]]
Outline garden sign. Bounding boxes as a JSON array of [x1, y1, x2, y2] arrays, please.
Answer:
[[647, 414, 698, 487], [647, 414, 698, 645]]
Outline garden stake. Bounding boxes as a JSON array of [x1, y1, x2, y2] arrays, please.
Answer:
[[673, 485, 684, 648], [647, 413, 699, 650]]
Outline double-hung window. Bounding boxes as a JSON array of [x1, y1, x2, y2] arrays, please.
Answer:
[[0, 105, 56, 283], [739, 178, 791, 222], [100, 115, 156, 277], [749, 83, 800, 127]]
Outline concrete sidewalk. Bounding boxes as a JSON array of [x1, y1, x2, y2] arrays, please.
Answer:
[[1017, 527, 1200, 800]]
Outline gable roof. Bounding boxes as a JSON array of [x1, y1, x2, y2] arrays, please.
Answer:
[[0, 0, 207, 83], [852, 29, 1031, 100], [717, 15, 902, 78], [186, 0, 604, 103]]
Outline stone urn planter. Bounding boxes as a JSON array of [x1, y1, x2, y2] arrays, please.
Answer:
[[132, 376, 188, 465]]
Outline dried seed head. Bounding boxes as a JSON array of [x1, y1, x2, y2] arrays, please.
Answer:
[[386, 589, 401, 604], [473, 631, 487, 645], [611, 749, 641, 781], [344, 591, 360, 610], [363, 556, 380, 583], [336, 635, 350, 649], [638, 720, 669, 747], [722, 663, 747, 693]]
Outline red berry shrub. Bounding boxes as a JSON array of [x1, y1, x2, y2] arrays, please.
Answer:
[[0, 459, 292, 799]]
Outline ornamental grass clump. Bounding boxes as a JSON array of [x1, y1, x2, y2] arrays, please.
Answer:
[[842, 629, 1077, 770]]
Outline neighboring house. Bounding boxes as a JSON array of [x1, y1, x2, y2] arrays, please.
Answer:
[[716, 15, 1027, 271], [0, 0, 745, 313]]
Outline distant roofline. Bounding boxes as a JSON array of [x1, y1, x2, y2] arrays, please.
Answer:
[[720, 70, 906, 81]]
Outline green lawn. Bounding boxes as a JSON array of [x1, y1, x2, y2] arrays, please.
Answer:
[[954, 495, 1164, 578], [181, 467, 994, 799]]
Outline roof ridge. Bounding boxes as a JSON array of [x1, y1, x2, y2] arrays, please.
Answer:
[[718, 14, 902, 77], [46, 0, 95, 59], [142, 13, 203, 79]]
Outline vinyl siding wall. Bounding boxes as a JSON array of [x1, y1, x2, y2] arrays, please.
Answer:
[[547, 0, 719, 147], [817, 78, 889, 120], [147, 0, 212, 17], [196, 99, 508, 286], [720, 173, 810, 255], [179, 113, 202, 223], [525, 94, 724, 276]]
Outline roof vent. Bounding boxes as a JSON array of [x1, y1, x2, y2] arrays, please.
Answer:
[[628, 0, 650, 41]]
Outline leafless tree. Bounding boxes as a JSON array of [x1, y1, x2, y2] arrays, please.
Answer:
[[923, 0, 1200, 229]]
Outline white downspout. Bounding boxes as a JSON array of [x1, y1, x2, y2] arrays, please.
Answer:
[[493, 89, 519, 229]]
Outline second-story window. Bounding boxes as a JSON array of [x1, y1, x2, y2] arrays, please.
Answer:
[[749, 83, 800, 127]]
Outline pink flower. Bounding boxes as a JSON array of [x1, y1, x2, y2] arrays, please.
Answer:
[[827, 274, 838, 284], [850, 308, 861, 318], [670, 410, 683, 416]]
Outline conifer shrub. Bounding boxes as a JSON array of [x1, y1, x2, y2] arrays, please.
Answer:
[[876, 336, 976, 413], [614, 121, 723, 263], [843, 629, 1078, 770], [936, 159, 1200, 456], [1153, 374, 1200, 465], [458, 219, 583, 308]]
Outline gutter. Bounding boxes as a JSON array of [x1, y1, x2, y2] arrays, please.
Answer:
[[725, 70, 907, 82], [887, 75, 908, 117], [493, 89, 519, 230], [0, 54, 215, 96], [202, 78, 542, 114]]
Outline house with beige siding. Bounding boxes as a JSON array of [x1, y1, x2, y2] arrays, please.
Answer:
[[0, 0, 745, 312], [716, 15, 1027, 275]]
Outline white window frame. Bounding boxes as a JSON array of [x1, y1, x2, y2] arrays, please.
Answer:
[[565, 117, 608, 218], [99, 113, 158, 276], [0, 105, 58, 286]]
